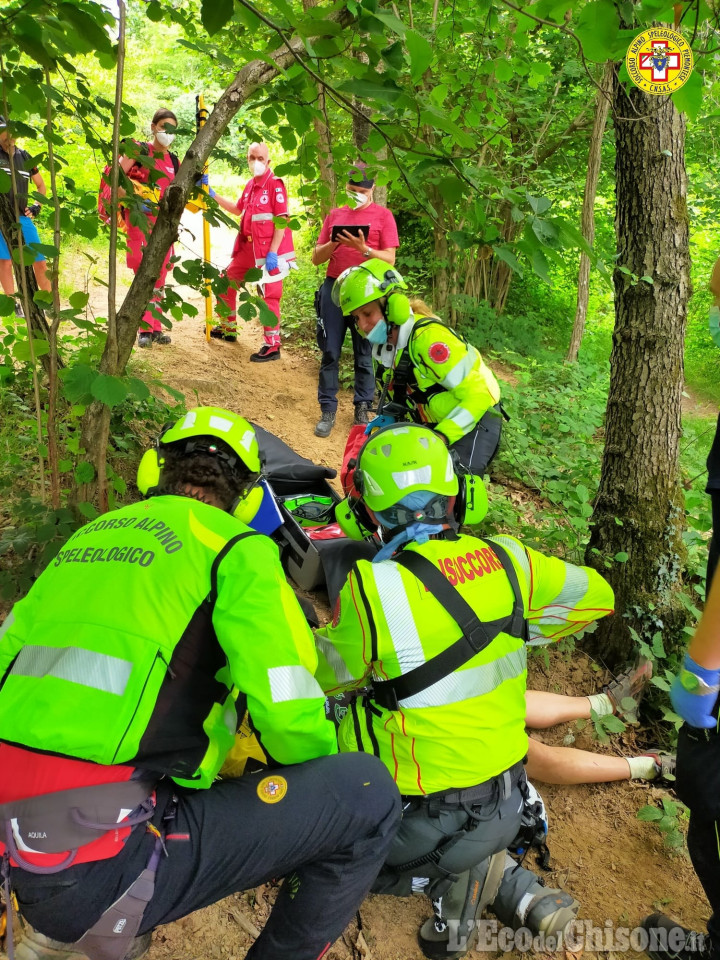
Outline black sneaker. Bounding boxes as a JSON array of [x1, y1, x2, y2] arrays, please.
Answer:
[[250, 344, 280, 362], [315, 410, 336, 438], [152, 331, 171, 345], [137, 333, 152, 348], [642, 914, 715, 960], [354, 402, 371, 425]]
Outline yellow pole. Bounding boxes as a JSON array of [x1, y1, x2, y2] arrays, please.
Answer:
[[196, 93, 213, 342]]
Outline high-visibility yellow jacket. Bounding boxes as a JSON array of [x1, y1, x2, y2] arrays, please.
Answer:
[[378, 314, 501, 445], [315, 533, 614, 796], [0, 496, 336, 790]]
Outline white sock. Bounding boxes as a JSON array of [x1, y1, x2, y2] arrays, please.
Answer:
[[626, 755, 659, 780], [587, 692, 614, 717]]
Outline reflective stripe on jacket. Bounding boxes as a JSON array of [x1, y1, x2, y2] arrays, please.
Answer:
[[315, 533, 614, 795], [399, 315, 500, 445], [0, 496, 335, 790]]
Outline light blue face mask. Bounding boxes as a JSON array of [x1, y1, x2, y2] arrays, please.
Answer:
[[366, 318, 388, 345]]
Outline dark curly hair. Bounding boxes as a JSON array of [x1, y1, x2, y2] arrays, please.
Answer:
[[159, 442, 254, 511]]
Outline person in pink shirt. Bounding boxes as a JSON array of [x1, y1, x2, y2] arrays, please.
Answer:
[[311, 170, 399, 437], [118, 108, 180, 349]]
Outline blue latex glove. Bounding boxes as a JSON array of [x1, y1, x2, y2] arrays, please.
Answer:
[[199, 173, 209, 186], [670, 653, 720, 728], [265, 251, 279, 272], [365, 414, 395, 435]]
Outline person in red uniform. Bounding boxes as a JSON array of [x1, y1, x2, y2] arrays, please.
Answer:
[[118, 108, 180, 349], [209, 142, 295, 362], [311, 169, 399, 437]]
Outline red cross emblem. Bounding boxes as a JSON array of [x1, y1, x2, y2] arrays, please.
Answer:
[[638, 40, 681, 83]]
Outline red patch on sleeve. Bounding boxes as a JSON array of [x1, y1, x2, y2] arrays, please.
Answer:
[[428, 342, 450, 363], [332, 595, 342, 627]]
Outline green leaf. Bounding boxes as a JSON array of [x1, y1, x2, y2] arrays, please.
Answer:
[[651, 632, 666, 658], [495, 59, 513, 82], [614, 551, 629, 562], [602, 714, 627, 733], [0, 294, 15, 316], [527, 193, 552, 216], [493, 246, 523, 278], [201, 0, 233, 35], [77, 500, 99, 519], [406, 30, 433, 84], [75, 461, 95, 484], [372, 10, 407, 35], [91, 374, 129, 408], [671, 71, 703, 122], [13, 339, 49, 362], [127, 376, 150, 401], [338, 78, 404, 104], [637, 805, 664, 821], [69, 291, 90, 310], [575, 0, 621, 62], [651, 676, 671, 691], [62, 364, 97, 404]]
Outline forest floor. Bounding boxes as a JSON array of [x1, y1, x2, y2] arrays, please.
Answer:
[[118, 225, 712, 960]]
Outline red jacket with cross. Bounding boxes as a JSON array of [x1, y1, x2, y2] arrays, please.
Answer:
[[233, 169, 295, 269]]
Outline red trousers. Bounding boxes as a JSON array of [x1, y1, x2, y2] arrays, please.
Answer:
[[218, 240, 282, 347], [126, 217, 173, 334]]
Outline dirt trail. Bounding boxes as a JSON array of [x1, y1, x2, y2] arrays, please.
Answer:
[[133, 281, 710, 960]]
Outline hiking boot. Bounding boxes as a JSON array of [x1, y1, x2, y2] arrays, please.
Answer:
[[418, 854, 507, 960], [12, 925, 152, 960], [491, 857, 580, 938], [642, 750, 677, 783], [250, 344, 280, 362], [315, 410, 336, 438], [354, 402, 371, 425], [151, 331, 171, 345], [605, 657, 653, 723], [137, 333, 152, 348], [642, 914, 716, 960]]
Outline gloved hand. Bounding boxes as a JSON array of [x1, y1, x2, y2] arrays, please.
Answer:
[[670, 653, 720, 728], [265, 251, 279, 272], [195, 174, 216, 198]]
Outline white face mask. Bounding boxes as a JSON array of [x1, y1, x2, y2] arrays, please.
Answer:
[[155, 128, 175, 147], [250, 160, 267, 177], [347, 190, 371, 209]]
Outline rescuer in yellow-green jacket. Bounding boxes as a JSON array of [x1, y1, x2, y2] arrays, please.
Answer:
[[0, 406, 400, 960], [333, 258, 502, 474], [317, 423, 615, 960]]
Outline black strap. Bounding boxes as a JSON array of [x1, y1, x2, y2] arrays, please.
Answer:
[[208, 531, 260, 605], [371, 540, 527, 712], [378, 316, 438, 419]]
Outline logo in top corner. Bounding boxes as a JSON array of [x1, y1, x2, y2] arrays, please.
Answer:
[[626, 28, 693, 95]]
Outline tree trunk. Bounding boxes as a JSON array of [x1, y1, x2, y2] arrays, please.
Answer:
[[78, 8, 355, 503], [584, 75, 691, 671], [567, 62, 614, 363]]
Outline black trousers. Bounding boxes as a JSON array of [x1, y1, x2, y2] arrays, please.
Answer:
[[12, 754, 401, 960], [316, 277, 375, 412], [707, 489, 719, 598], [687, 812, 720, 945], [449, 405, 503, 475]]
